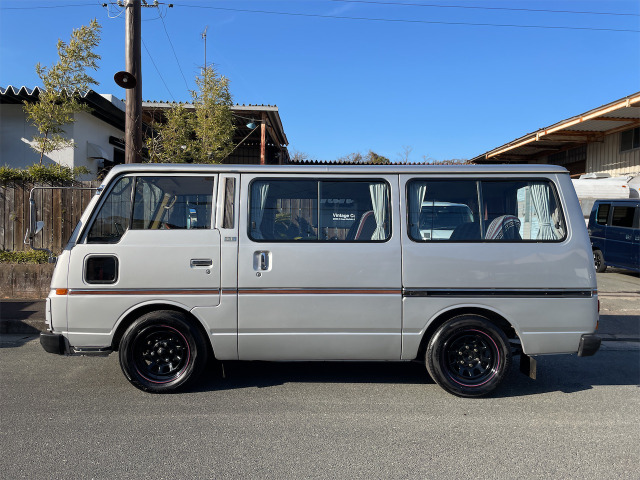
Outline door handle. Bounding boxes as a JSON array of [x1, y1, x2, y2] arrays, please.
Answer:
[[190, 258, 213, 267], [260, 252, 268, 270]]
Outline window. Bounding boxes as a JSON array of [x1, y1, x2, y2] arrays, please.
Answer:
[[85, 255, 118, 284], [611, 206, 635, 228], [596, 203, 611, 225], [407, 179, 565, 242], [131, 176, 214, 230], [87, 176, 133, 243], [222, 178, 236, 229], [249, 179, 391, 242], [620, 127, 640, 152]]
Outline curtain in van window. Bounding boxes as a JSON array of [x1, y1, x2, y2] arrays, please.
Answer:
[[251, 182, 270, 239], [409, 183, 427, 239], [530, 182, 556, 240], [369, 183, 388, 240]]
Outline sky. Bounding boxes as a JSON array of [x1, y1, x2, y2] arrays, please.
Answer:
[[1, 0, 639, 162]]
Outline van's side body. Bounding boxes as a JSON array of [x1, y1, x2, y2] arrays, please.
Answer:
[[588, 199, 640, 273], [40, 164, 600, 397]]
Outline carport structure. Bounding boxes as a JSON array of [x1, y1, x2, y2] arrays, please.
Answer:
[[472, 92, 640, 177]]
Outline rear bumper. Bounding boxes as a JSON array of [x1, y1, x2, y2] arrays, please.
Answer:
[[577, 334, 601, 357], [40, 332, 66, 355]]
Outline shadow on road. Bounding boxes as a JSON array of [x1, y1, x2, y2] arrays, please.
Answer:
[[181, 351, 640, 398]]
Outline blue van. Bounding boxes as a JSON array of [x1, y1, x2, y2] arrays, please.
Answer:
[[588, 199, 640, 273]]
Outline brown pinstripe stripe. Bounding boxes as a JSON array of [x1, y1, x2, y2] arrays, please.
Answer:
[[68, 288, 400, 296]]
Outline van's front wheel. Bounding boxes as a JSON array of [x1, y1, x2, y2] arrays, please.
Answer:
[[119, 310, 208, 393], [426, 316, 512, 397]]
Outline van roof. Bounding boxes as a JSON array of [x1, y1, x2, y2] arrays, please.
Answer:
[[103, 163, 568, 182]]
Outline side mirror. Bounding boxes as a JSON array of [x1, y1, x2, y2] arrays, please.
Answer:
[[35, 221, 44, 234]]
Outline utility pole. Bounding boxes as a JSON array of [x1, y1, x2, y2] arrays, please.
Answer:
[[125, 0, 142, 163]]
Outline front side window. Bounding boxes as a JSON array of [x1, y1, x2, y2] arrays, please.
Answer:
[[87, 176, 133, 243], [596, 203, 611, 225], [249, 179, 391, 242], [132, 176, 214, 230], [407, 179, 566, 242]]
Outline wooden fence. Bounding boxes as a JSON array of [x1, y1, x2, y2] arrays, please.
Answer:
[[0, 181, 100, 254]]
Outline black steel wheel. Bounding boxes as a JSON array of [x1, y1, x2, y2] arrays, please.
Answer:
[[426, 315, 512, 398], [119, 310, 208, 393], [593, 250, 607, 273]]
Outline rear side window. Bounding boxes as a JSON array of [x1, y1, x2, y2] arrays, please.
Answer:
[[407, 179, 565, 242], [596, 204, 611, 225], [85, 255, 118, 284], [611, 206, 635, 228], [249, 179, 391, 242]]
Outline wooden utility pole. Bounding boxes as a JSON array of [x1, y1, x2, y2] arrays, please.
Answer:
[[125, 0, 142, 163]]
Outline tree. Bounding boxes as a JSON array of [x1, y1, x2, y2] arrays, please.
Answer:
[[146, 66, 235, 164], [146, 104, 195, 163], [23, 19, 102, 164]]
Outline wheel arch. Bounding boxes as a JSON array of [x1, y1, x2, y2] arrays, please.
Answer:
[[415, 306, 518, 361], [111, 302, 213, 357]]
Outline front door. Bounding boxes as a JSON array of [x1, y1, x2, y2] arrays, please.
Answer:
[[66, 174, 220, 347], [237, 174, 402, 360]]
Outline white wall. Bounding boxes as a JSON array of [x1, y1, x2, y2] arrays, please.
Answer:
[[0, 103, 124, 179]]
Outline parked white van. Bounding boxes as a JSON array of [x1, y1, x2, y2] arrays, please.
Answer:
[[35, 164, 600, 397]]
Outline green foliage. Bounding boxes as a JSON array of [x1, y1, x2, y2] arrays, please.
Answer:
[[146, 66, 234, 164], [0, 250, 50, 264], [0, 164, 90, 184], [23, 19, 102, 164], [146, 104, 195, 163]]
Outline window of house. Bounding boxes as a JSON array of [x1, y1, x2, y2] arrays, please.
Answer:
[[407, 179, 565, 242], [621, 127, 640, 152], [249, 179, 391, 242]]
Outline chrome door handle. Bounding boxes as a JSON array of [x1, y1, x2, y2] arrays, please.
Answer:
[[190, 258, 213, 267], [260, 252, 268, 270]]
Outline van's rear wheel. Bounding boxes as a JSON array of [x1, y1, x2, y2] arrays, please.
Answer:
[[593, 250, 607, 273], [119, 310, 208, 393], [426, 315, 512, 398]]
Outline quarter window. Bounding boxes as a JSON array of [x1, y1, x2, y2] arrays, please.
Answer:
[[249, 179, 391, 242], [407, 179, 565, 242]]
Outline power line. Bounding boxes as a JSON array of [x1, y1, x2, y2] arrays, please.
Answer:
[[177, 4, 640, 33], [159, 13, 191, 92], [329, 0, 640, 17], [141, 38, 176, 101]]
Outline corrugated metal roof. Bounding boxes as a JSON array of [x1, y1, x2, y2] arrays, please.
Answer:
[[472, 92, 640, 163]]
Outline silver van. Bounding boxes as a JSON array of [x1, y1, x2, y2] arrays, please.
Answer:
[[35, 164, 600, 397]]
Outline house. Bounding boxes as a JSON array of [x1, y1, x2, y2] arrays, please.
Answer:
[[1, 86, 127, 179], [471, 92, 640, 178], [0, 85, 290, 178], [142, 101, 289, 165]]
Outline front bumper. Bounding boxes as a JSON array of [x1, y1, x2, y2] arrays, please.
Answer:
[[40, 332, 66, 355], [577, 334, 601, 357]]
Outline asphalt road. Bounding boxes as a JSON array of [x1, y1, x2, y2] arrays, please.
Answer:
[[1, 335, 638, 479], [1, 268, 638, 479]]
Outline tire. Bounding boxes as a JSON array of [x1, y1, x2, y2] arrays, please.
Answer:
[[119, 310, 208, 393], [426, 315, 512, 398], [593, 250, 607, 273]]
